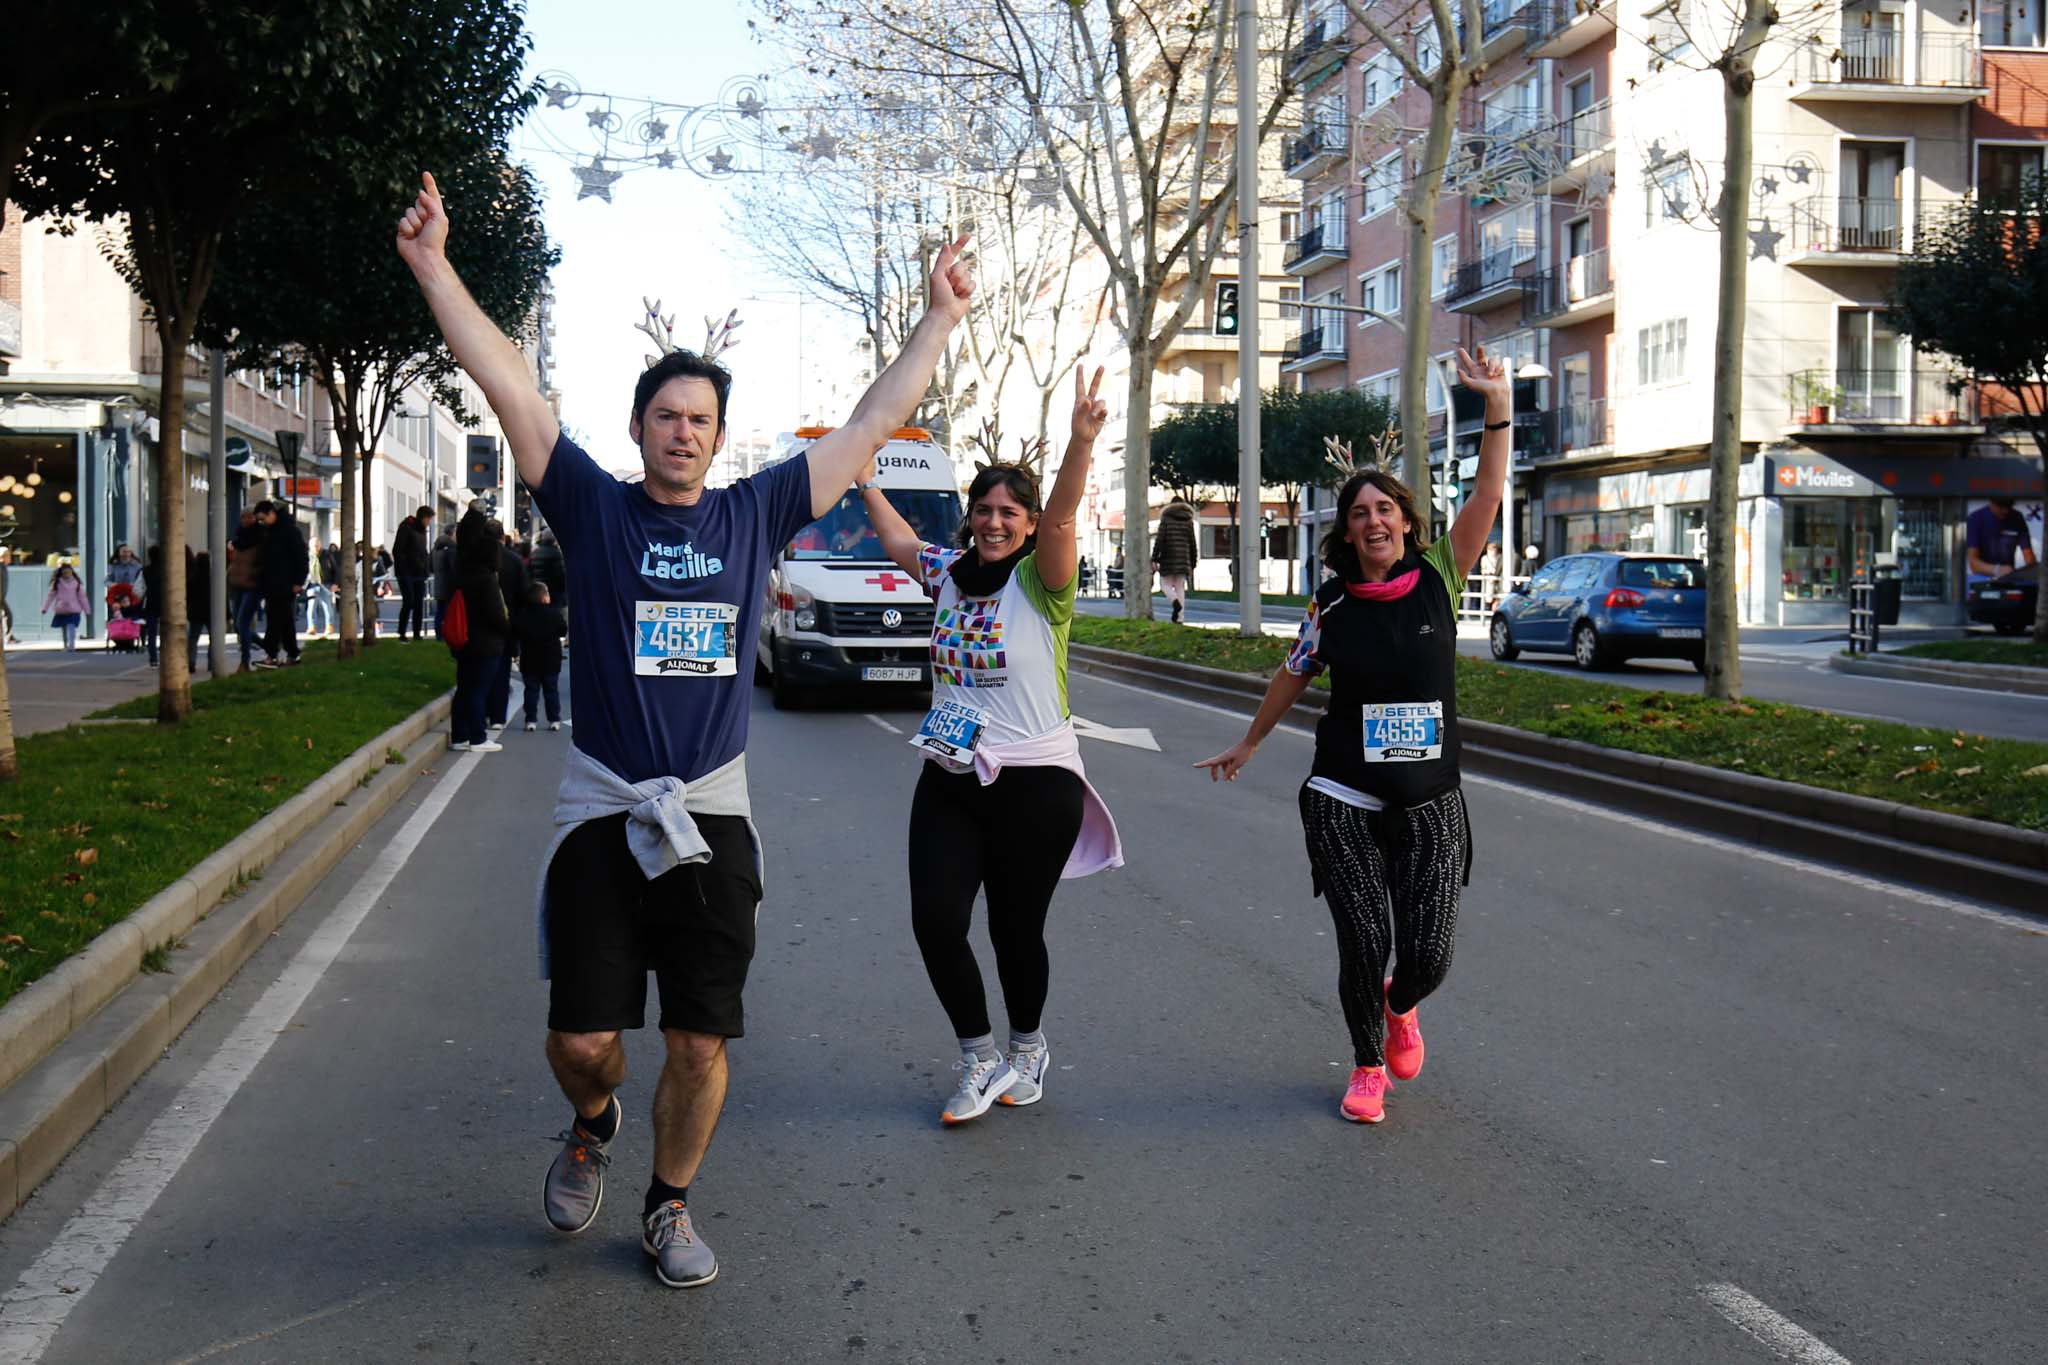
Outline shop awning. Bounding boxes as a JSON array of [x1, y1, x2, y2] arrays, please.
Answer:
[[1766, 451, 2042, 498]]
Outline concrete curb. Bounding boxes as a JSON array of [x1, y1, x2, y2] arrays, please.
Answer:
[[1070, 643, 2048, 911], [0, 692, 452, 1224], [1829, 651, 2048, 697]]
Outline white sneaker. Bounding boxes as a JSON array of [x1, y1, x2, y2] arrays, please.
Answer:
[[469, 740, 504, 754], [450, 740, 472, 751], [549, 721, 562, 731], [999, 1043, 1050, 1107], [939, 1053, 1016, 1127], [524, 721, 537, 731]]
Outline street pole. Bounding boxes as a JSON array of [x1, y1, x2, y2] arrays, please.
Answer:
[[1235, 0, 1261, 639], [207, 350, 227, 679]]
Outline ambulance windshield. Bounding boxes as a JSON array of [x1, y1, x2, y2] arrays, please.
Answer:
[[787, 489, 962, 561]]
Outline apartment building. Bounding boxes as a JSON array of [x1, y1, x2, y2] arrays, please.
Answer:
[[1285, 0, 2045, 624]]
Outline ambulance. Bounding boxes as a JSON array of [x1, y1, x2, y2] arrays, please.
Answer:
[[755, 426, 962, 708]]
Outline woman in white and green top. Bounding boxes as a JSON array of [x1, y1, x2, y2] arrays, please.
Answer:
[[857, 366, 1123, 1126]]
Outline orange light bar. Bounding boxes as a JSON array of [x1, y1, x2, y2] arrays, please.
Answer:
[[790, 425, 933, 442]]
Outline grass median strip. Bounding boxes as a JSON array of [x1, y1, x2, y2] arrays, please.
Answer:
[[0, 641, 452, 1009], [1889, 638, 2048, 668], [1071, 616, 2048, 833]]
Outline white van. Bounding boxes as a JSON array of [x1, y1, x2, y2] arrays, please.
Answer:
[[756, 426, 962, 708]]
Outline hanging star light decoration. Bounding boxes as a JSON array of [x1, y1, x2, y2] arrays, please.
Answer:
[[574, 158, 623, 201], [1025, 169, 1061, 210], [806, 128, 839, 161], [1580, 164, 1615, 205], [544, 82, 575, 109], [1787, 161, 1813, 184], [736, 91, 766, 119], [642, 117, 670, 142], [1758, 173, 1780, 197], [1748, 220, 1784, 260], [915, 145, 940, 171], [585, 106, 611, 129], [654, 150, 677, 169], [707, 148, 734, 173]]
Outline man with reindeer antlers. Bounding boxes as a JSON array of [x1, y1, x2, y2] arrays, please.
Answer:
[[397, 171, 975, 1288]]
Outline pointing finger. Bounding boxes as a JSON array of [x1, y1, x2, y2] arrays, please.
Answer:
[[422, 171, 441, 200]]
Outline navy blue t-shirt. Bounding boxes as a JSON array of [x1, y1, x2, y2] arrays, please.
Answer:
[[530, 432, 814, 783]]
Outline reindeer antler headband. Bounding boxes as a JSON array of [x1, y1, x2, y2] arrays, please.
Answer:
[[634, 296, 744, 368]]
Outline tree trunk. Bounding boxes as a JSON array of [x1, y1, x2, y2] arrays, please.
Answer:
[[1121, 349, 1157, 620], [1397, 74, 1466, 498], [0, 636, 17, 781], [155, 341, 194, 722], [359, 449, 379, 646], [337, 424, 360, 662], [1704, 29, 1766, 701]]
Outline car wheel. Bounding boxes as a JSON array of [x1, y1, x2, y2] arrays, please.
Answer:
[[1489, 614, 1519, 661], [1572, 621, 1607, 671], [1690, 651, 1707, 674], [753, 640, 771, 687]]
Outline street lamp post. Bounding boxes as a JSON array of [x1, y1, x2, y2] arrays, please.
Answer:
[[275, 428, 304, 527]]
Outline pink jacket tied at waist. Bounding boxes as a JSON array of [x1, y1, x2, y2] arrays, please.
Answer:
[[962, 720, 1124, 879]]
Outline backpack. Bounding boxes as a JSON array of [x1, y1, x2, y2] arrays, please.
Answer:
[[443, 587, 468, 654]]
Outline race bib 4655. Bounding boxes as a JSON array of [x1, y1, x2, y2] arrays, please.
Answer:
[[636, 601, 739, 677], [1362, 701, 1443, 763]]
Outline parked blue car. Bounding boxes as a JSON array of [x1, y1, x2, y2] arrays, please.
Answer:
[[1490, 552, 1708, 671]]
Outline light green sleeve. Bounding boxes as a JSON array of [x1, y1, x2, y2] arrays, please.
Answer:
[[1015, 554, 1076, 626], [1421, 536, 1461, 604]]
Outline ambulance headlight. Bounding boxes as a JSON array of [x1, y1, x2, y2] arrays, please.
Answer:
[[794, 608, 817, 630]]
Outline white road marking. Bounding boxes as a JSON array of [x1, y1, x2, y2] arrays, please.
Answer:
[[0, 751, 485, 1363], [1071, 715, 1160, 751], [862, 713, 904, 735], [1072, 668, 2040, 931], [1699, 1283, 1853, 1364]]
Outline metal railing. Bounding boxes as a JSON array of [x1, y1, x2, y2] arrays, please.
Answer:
[[1286, 15, 1341, 71], [1287, 324, 1347, 363], [1796, 31, 1984, 88], [1525, 0, 1609, 47], [1788, 368, 1976, 424], [1549, 396, 1612, 451], [1523, 247, 1612, 322], [1445, 252, 1532, 307], [1283, 222, 1346, 269], [1283, 123, 1347, 174], [1789, 195, 1905, 253], [1482, 0, 1539, 38], [1555, 98, 1613, 161]]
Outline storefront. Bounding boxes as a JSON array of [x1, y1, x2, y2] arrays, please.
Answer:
[[1538, 461, 1729, 559]]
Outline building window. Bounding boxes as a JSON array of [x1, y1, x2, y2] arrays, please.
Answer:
[[1647, 0, 1692, 61], [1782, 500, 1848, 601], [1646, 160, 1692, 226], [1361, 263, 1401, 321], [1360, 153, 1402, 218], [1478, 203, 1537, 276], [1416, 23, 1442, 73], [1427, 357, 1452, 413], [1358, 371, 1398, 401], [1980, 0, 2046, 47], [1363, 52, 1402, 110], [1978, 145, 2045, 207], [1894, 498, 1945, 599], [1637, 318, 1688, 386], [1431, 234, 1458, 298]]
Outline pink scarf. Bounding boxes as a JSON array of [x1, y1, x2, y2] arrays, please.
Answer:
[[1344, 567, 1421, 601]]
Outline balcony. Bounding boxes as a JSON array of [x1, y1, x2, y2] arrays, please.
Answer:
[[1444, 253, 1533, 314], [1284, 122, 1348, 181], [1535, 98, 1614, 194], [1283, 222, 1348, 275], [1477, 0, 1542, 62], [1522, 248, 1614, 326], [0, 298, 20, 357], [1786, 196, 1911, 265], [1287, 15, 1347, 81], [1790, 32, 1987, 103], [1283, 323, 1348, 374], [1525, 0, 1617, 58], [1543, 397, 1613, 457], [1786, 368, 1980, 429]]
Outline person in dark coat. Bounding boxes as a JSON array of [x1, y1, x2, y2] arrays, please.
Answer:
[[527, 527, 566, 603], [229, 507, 266, 669], [431, 526, 459, 640], [1150, 499, 1200, 624], [186, 547, 213, 671], [140, 545, 164, 664], [513, 580, 568, 730], [452, 507, 508, 752], [486, 518, 526, 728], [392, 505, 435, 640], [256, 502, 309, 667]]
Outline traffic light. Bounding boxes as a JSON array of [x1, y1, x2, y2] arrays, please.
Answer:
[[466, 435, 501, 492], [1214, 281, 1240, 336]]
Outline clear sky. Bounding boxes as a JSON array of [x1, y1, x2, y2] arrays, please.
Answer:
[[517, 0, 861, 473]]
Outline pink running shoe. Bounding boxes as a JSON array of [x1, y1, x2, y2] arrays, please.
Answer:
[[1341, 1065, 1388, 1123], [1384, 978, 1424, 1082]]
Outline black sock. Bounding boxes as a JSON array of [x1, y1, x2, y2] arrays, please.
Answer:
[[575, 1097, 618, 1143], [644, 1178, 688, 1218]]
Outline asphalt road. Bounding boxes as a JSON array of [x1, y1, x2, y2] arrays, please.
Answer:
[[3, 671, 2044, 1363]]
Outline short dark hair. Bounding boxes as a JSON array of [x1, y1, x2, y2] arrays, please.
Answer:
[[416, 505, 434, 520], [958, 463, 1043, 550], [252, 500, 277, 517], [633, 350, 732, 430]]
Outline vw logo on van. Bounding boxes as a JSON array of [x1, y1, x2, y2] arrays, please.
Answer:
[[881, 608, 903, 629]]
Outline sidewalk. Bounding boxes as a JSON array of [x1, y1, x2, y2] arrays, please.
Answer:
[[2, 645, 163, 738]]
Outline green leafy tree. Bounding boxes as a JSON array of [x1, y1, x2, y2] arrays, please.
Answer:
[[1150, 403, 1239, 505], [1265, 386, 1391, 574], [11, 2, 388, 720], [1893, 179, 2048, 643], [197, 0, 544, 657]]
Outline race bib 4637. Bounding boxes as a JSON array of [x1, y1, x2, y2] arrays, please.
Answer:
[[1361, 701, 1443, 763], [636, 601, 739, 677]]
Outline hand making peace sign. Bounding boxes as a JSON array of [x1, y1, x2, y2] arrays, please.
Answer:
[[1070, 364, 1108, 445]]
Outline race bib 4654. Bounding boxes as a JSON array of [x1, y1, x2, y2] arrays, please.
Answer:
[[636, 601, 739, 677], [1362, 701, 1443, 763]]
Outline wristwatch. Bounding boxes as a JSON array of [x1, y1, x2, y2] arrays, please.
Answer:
[[855, 479, 881, 492]]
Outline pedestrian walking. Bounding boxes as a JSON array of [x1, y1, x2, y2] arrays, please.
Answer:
[[514, 581, 567, 731], [42, 563, 89, 650], [0, 546, 19, 644], [1195, 346, 1510, 1126], [186, 548, 213, 670], [255, 503, 308, 668], [1150, 498, 1199, 624], [487, 519, 526, 727], [304, 537, 337, 638], [450, 507, 508, 753], [854, 365, 1123, 1126], [140, 545, 164, 663], [393, 506, 435, 639], [397, 168, 973, 1289], [229, 507, 266, 670]]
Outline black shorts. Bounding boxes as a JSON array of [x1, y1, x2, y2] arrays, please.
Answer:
[[543, 812, 762, 1037]]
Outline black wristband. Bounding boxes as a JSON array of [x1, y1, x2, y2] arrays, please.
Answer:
[[1484, 418, 1512, 431]]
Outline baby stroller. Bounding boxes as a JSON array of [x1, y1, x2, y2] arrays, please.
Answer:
[[105, 582, 143, 653]]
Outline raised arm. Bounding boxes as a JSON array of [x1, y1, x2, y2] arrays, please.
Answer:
[[396, 172, 559, 489], [1033, 365, 1107, 593], [1446, 345, 1512, 580], [854, 457, 925, 579], [803, 237, 974, 517]]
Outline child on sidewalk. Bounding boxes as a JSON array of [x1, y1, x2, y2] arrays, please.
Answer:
[[513, 581, 568, 731]]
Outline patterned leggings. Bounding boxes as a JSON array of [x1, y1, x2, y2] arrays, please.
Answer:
[[1299, 784, 1469, 1067]]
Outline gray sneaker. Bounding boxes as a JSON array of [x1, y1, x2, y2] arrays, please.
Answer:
[[542, 1097, 618, 1234], [940, 1054, 1017, 1126], [999, 1043, 1050, 1107], [643, 1200, 719, 1288]]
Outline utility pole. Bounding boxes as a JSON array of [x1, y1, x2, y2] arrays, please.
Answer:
[[1235, 0, 1262, 639], [207, 350, 227, 678]]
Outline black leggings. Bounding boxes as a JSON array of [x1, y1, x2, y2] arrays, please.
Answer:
[[1299, 784, 1468, 1067], [908, 761, 1085, 1039]]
